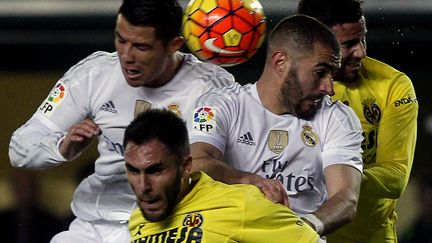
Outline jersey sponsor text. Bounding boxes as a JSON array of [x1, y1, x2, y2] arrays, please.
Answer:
[[132, 227, 202, 243], [262, 159, 314, 193]]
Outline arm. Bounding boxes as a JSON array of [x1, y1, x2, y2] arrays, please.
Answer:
[[361, 75, 418, 198], [304, 164, 361, 236], [191, 142, 289, 206], [9, 57, 96, 169], [9, 115, 70, 169], [307, 98, 363, 235], [59, 118, 101, 160], [9, 115, 100, 169]]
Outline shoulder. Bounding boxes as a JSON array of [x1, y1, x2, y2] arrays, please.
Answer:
[[195, 171, 265, 202], [194, 82, 245, 105], [181, 53, 235, 88], [361, 56, 412, 85], [62, 51, 119, 84], [321, 96, 362, 130]]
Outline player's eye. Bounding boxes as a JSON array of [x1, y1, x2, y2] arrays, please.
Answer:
[[116, 35, 125, 43], [126, 164, 139, 174]]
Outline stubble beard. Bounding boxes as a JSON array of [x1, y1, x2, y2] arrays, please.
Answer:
[[280, 67, 317, 120], [141, 167, 183, 222]]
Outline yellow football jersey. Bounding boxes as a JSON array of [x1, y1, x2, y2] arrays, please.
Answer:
[[328, 57, 418, 242], [129, 171, 319, 243]]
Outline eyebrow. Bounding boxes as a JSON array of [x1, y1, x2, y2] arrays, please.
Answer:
[[125, 162, 139, 172], [114, 31, 123, 39], [125, 161, 165, 173]]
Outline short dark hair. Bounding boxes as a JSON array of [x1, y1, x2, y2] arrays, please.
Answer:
[[297, 0, 364, 27], [123, 109, 190, 160], [268, 14, 340, 59], [118, 0, 183, 45]]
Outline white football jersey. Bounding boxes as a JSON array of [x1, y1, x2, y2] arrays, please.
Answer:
[[9, 51, 234, 221], [189, 82, 363, 214]]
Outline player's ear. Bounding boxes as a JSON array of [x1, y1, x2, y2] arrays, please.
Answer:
[[168, 36, 184, 53], [272, 50, 289, 73], [182, 155, 193, 171]]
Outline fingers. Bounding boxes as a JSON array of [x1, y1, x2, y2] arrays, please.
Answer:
[[67, 118, 101, 141], [59, 118, 101, 159], [256, 178, 290, 207]]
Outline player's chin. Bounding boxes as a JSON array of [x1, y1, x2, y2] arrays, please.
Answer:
[[298, 102, 319, 120], [342, 67, 361, 83], [125, 77, 145, 87], [140, 203, 167, 222]]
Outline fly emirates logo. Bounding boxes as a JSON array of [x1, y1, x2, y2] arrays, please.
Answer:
[[261, 159, 315, 193]]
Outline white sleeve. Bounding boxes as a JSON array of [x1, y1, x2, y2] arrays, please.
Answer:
[[9, 113, 68, 169], [321, 100, 363, 172], [9, 55, 95, 169], [188, 85, 237, 154]]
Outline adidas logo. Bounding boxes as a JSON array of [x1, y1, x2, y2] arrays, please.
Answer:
[[100, 101, 118, 114], [236, 132, 256, 146]]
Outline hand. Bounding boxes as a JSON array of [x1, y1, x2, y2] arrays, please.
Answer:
[[59, 118, 101, 160], [253, 177, 290, 207]]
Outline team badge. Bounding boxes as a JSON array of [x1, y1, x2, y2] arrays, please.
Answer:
[[192, 106, 216, 133], [167, 103, 182, 117], [134, 100, 151, 118], [267, 130, 288, 154], [301, 124, 319, 147], [39, 81, 67, 118], [183, 212, 204, 228], [362, 98, 381, 125]]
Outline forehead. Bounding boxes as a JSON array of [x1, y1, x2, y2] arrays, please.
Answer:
[[115, 14, 158, 42], [125, 140, 171, 168], [330, 16, 367, 41]]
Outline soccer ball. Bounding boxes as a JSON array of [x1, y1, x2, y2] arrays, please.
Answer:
[[182, 0, 266, 67]]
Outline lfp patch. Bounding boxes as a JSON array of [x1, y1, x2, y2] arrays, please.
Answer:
[[39, 82, 67, 118], [192, 107, 216, 133]]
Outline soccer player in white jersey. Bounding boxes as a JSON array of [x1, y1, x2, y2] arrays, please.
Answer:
[[189, 15, 363, 238], [8, 0, 234, 242]]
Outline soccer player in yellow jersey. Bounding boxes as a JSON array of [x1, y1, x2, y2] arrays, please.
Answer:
[[124, 109, 320, 243], [298, 0, 419, 242]]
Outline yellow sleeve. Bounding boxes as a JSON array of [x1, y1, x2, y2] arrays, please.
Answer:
[[234, 188, 319, 242], [361, 73, 418, 199]]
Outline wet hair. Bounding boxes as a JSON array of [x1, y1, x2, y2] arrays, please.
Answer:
[[297, 0, 364, 27], [118, 0, 183, 45], [267, 14, 340, 59], [123, 109, 190, 160]]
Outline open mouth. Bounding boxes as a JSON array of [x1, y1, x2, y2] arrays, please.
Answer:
[[124, 67, 141, 79], [141, 198, 162, 210]]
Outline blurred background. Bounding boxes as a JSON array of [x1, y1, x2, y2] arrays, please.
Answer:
[[0, 0, 431, 242]]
